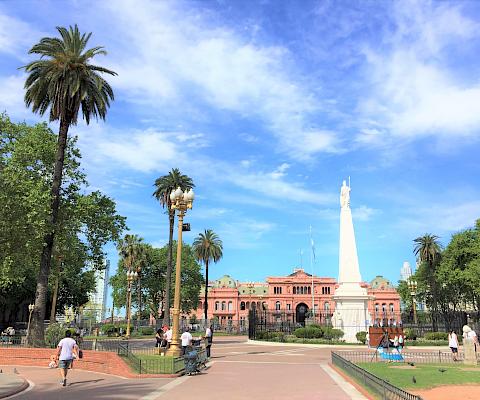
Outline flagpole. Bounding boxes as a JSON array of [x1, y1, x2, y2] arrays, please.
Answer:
[[310, 226, 315, 318]]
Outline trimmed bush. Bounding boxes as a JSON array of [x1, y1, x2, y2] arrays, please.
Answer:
[[356, 331, 367, 344], [424, 332, 448, 341], [294, 327, 323, 338], [140, 326, 154, 335], [322, 327, 344, 340], [45, 323, 67, 348]]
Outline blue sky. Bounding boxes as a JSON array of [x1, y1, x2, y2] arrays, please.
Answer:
[[1, 1, 480, 300]]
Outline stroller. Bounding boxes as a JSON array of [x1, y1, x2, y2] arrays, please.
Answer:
[[183, 339, 207, 375]]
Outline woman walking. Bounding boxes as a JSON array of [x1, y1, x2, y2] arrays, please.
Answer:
[[448, 330, 459, 361]]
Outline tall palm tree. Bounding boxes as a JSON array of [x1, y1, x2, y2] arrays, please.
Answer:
[[413, 234, 442, 330], [22, 25, 116, 345], [193, 229, 223, 322], [153, 168, 194, 326]]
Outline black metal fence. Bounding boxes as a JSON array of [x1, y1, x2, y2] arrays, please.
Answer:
[[335, 350, 480, 364], [332, 352, 422, 400], [117, 343, 185, 374]]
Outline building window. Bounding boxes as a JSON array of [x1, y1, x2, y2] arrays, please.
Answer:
[[198, 301, 203, 309], [246, 301, 250, 309], [324, 302, 330, 311], [262, 302, 267, 310], [215, 301, 219, 311], [228, 301, 233, 311], [382, 303, 386, 313], [293, 287, 296, 294], [308, 287, 311, 295], [389, 303, 394, 313], [375, 303, 379, 314], [221, 301, 226, 311], [240, 301, 246, 311], [287, 303, 291, 310], [275, 301, 281, 311]]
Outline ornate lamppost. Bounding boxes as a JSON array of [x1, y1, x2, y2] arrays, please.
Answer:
[[126, 270, 138, 338], [26, 303, 35, 345], [408, 278, 418, 325], [166, 187, 194, 356]]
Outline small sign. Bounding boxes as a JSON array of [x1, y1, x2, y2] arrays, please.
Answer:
[[182, 223, 191, 232]]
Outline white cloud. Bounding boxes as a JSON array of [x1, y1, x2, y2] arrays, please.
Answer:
[[353, 205, 377, 222], [96, 0, 338, 159], [0, 13, 43, 57], [217, 218, 276, 249], [360, 1, 480, 139], [0, 75, 30, 118]]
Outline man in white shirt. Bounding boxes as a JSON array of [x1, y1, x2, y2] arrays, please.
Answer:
[[181, 328, 193, 355], [164, 327, 173, 348], [205, 325, 213, 358], [56, 330, 79, 386]]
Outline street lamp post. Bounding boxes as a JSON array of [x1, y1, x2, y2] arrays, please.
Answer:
[[126, 270, 138, 339], [408, 278, 418, 325], [26, 303, 35, 345], [166, 187, 194, 356]]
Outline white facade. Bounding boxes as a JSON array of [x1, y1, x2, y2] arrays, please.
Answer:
[[400, 261, 412, 281]]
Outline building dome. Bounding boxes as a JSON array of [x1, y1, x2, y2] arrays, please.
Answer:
[[370, 275, 393, 290], [213, 275, 237, 288]]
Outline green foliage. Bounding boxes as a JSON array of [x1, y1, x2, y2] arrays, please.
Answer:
[[356, 331, 367, 344], [255, 331, 286, 341], [45, 323, 67, 348], [293, 326, 344, 339], [403, 328, 417, 340], [0, 115, 126, 321], [189, 314, 198, 324], [424, 332, 449, 340], [110, 241, 203, 318], [139, 327, 154, 335], [322, 327, 344, 340]]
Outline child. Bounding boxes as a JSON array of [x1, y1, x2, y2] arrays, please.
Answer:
[[49, 355, 58, 369]]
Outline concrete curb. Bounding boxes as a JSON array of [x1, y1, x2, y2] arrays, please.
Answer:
[[0, 374, 29, 399], [247, 339, 366, 348]]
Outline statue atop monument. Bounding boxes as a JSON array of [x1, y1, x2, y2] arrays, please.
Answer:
[[340, 180, 350, 209]]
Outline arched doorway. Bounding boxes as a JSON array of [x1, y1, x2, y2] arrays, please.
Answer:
[[296, 303, 309, 326]]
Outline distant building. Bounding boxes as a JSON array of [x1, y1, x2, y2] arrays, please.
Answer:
[[193, 268, 401, 327], [400, 261, 412, 281], [84, 260, 110, 323]]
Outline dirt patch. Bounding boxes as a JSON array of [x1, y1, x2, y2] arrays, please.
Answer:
[[412, 385, 480, 400], [389, 365, 416, 369], [461, 368, 480, 371]]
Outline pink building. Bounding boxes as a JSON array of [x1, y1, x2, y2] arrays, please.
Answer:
[[193, 268, 401, 326]]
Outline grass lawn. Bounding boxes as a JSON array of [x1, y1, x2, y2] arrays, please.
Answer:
[[357, 362, 480, 390]]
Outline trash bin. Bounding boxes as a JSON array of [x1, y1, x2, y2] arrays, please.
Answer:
[[184, 347, 199, 375]]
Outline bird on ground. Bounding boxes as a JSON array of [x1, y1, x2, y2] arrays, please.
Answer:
[[439, 368, 447, 373], [408, 362, 415, 367], [412, 376, 417, 384], [13, 368, 18, 374]]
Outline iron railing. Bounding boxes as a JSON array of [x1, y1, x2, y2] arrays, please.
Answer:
[[332, 352, 423, 400], [117, 343, 186, 374]]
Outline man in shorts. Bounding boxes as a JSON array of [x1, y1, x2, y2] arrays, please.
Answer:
[[56, 330, 79, 386]]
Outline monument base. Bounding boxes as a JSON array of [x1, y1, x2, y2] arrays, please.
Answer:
[[333, 284, 371, 343]]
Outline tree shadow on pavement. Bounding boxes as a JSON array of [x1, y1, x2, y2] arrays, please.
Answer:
[[68, 379, 105, 386]]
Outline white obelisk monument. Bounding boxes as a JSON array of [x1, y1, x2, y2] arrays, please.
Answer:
[[333, 179, 371, 343]]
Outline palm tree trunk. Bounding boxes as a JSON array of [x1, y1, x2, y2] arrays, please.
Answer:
[[163, 211, 175, 327], [30, 118, 69, 346], [204, 259, 209, 322]]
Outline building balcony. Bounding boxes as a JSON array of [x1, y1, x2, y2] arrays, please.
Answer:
[[213, 309, 236, 315]]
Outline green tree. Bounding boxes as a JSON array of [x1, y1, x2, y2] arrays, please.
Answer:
[[193, 229, 223, 321], [152, 168, 194, 325], [0, 115, 125, 329], [21, 25, 116, 345], [413, 234, 442, 330]]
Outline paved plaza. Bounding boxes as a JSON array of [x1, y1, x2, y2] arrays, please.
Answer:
[[1, 337, 366, 400]]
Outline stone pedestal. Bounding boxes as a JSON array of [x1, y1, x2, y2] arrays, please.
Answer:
[[464, 339, 478, 366], [333, 285, 371, 343]]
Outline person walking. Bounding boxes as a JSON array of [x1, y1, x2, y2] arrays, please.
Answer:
[[205, 325, 213, 358], [56, 330, 79, 386], [181, 327, 193, 355], [398, 333, 404, 353], [448, 330, 459, 361]]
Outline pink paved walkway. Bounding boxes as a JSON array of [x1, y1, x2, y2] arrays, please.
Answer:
[[2, 337, 366, 400]]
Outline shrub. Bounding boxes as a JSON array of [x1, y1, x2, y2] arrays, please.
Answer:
[[45, 323, 66, 348], [140, 327, 154, 335], [323, 327, 344, 340], [424, 332, 448, 341], [404, 328, 417, 340], [356, 331, 367, 344], [294, 327, 323, 338]]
